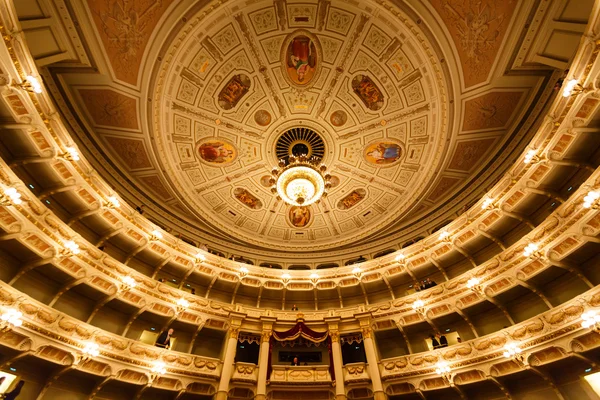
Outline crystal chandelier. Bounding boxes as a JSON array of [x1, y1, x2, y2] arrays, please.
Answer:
[[270, 154, 332, 206]]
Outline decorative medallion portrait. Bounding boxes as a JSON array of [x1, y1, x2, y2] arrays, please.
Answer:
[[218, 74, 251, 110], [197, 139, 237, 165], [254, 109, 272, 126], [289, 206, 311, 228], [364, 141, 403, 166], [282, 31, 321, 87], [337, 189, 366, 210], [260, 175, 273, 187], [330, 110, 348, 127], [352, 75, 384, 111], [234, 188, 262, 209]]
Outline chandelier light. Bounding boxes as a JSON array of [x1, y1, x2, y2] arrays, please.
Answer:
[[270, 154, 333, 206], [1, 187, 22, 205], [583, 191, 600, 209], [1, 308, 23, 331], [581, 310, 600, 331]]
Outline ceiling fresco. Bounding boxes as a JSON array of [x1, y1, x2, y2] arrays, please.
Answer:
[[41, 0, 560, 259]]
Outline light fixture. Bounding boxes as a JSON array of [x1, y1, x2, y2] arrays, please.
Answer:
[[239, 266, 249, 277], [106, 196, 120, 209], [581, 310, 600, 332], [435, 361, 452, 382], [195, 253, 206, 263], [0, 187, 22, 205], [61, 240, 81, 257], [281, 273, 291, 284], [523, 243, 541, 258], [64, 147, 80, 161], [148, 361, 167, 383], [438, 230, 450, 242], [352, 267, 362, 278], [562, 79, 584, 97], [1, 308, 23, 331], [19, 75, 43, 93], [150, 229, 163, 241], [466, 277, 482, 293], [78, 342, 100, 363], [310, 273, 319, 284], [412, 299, 425, 315], [524, 149, 541, 164], [503, 343, 524, 363], [176, 298, 189, 313], [121, 275, 137, 291], [481, 197, 495, 210], [583, 191, 600, 209], [395, 253, 406, 263], [270, 154, 333, 206]]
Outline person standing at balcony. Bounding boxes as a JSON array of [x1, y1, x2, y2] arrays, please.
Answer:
[[155, 328, 174, 349], [436, 333, 448, 348], [430, 334, 440, 349], [3, 380, 24, 400], [291, 304, 298, 311], [291, 356, 300, 366]]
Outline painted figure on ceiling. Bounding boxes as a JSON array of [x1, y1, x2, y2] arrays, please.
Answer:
[[286, 36, 317, 85]]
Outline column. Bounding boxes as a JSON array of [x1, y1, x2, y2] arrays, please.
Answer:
[[215, 326, 240, 400], [362, 326, 385, 400], [255, 326, 272, 400], [330, 329, 346, 400]]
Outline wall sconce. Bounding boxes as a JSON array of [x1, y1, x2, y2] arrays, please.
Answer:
[[524, 149, 542, 164], [466, 277, 483, 293], [120, 275, 137, 292], [435, 361, 452, 383], [60, 240, 81, 257], [352, 267, 362, 279], [195, 253, 206, 264], [523, 243, 541, 259], [176, 298, 189, 314], [503, 343, 525, 363], [1, 308, 23, 331], [150, 229, 163, 241], [63, 147, 80, 161], [148, 361, 167, 384], [310, 273, 319, 285], [395, 253, 406, 264], [18, 75, 43, 93], [583, 191, 600, 209], [481, 197, 496, 210], [438, 230, 451, 242], [581, 310, 600, 332], [239, 266, 249, 278], [281, 273, 291, 285], [78, 342, 100, 363], [0, 187, 22, 206], [105, 196, 120, 209], [412, 299, 425, 315], [562, 79, 585, 97]]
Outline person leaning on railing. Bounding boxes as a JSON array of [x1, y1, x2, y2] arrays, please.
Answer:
[[155, 328, 174, 349]]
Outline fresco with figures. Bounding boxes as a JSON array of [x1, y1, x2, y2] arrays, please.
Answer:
[[283, 32, 319, 87], [364, 142, 403, 165], [197, 139, 237, 165], [218, 75, 251, 110], [289, 206, 311, 228]]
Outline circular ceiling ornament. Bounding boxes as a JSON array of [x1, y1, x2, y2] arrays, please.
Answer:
[[275, 127, 325, 164], [254, 109, 272, 126], [330, 110, 348, 127]]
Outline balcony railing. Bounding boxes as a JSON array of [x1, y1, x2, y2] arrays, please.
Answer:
[[270, 365, 331, 384]]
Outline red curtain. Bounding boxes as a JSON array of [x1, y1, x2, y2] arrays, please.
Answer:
[[267, 322, 335, 383]]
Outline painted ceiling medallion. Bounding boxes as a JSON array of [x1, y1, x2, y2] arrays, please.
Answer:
[[338, 189, 367, 210], [197, 138, 237, 165], [330, 110, 348, 127], [352, 75, 384, 111], [218, 74, 251, 110], [364, 141, 404, 166], [234, 188, 262, 209], [289, 206, 311, 228], [282, 30, 322, 88]]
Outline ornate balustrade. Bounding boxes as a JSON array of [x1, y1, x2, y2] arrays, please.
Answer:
[[231, 362, 258, 384], [343, 362, 370, 384], [270, 365, 332, 385]]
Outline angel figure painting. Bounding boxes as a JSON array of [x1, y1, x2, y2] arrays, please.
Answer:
[[289, 206, 311, 228], [285, 35, 317, 86], [197, 140, 237, 165], [352, 75, 384, 111], [364, 142, 403, 165]]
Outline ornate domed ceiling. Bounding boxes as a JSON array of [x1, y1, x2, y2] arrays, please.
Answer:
[[43, 0, 560, 260]]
